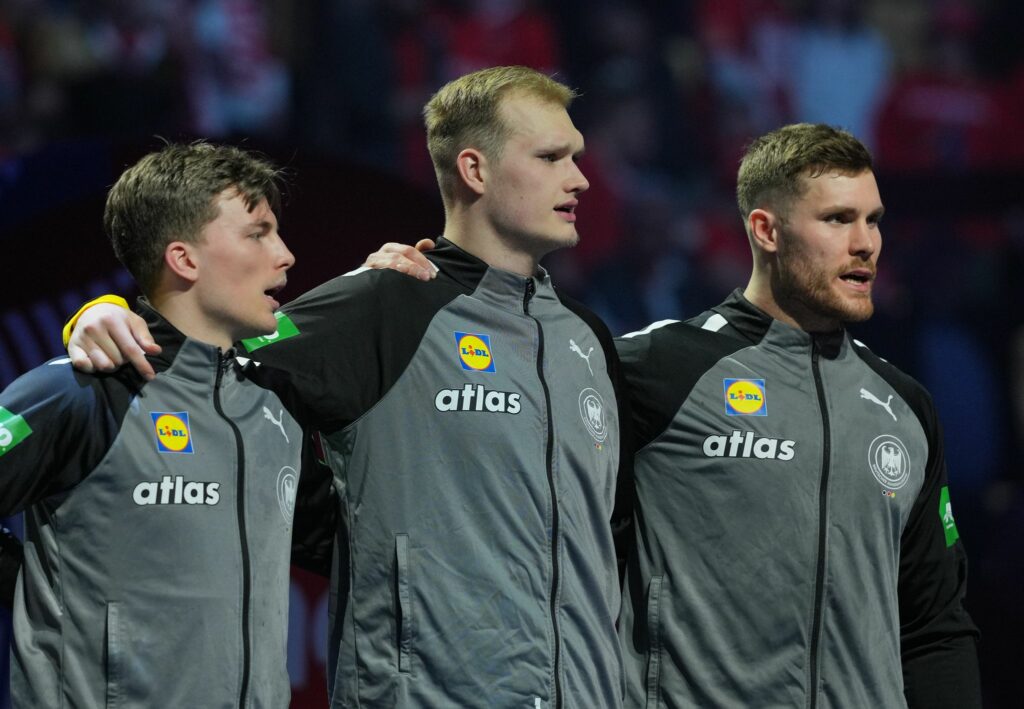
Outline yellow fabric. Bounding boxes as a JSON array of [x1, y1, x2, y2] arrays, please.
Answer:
[[62, 295, 130, 348]]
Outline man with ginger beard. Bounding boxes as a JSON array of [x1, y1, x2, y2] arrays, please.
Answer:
[[615, 123, 981, 708]]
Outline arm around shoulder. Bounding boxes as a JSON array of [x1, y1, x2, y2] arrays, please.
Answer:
[[248, 268, 449, 432], [65, 298, 159, 380]]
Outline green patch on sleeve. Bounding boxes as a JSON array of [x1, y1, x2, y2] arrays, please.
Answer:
[[0, 406, 33, 457], [939, 486, 960, 547], [240, 311, 300, 352]]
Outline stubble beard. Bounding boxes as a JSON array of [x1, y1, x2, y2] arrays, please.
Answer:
[[776, 252, 874, 328]]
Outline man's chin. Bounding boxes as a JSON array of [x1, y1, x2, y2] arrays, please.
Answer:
[[833, 295, 874, 324], [514, 230, 580, 263], [546, 230, 580, 253], [794, 288, 875, 328]]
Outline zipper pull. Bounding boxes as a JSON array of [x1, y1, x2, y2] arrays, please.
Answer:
[[523, 278, 536, 312], [215, 348, 235, 384]]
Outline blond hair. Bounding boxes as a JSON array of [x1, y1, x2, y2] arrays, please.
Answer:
[[424, 66, 576, 207]]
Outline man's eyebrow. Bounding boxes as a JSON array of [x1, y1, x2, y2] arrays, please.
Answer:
[[820, 205, 886, 220], [245, 219, 274, 232], [536, 142, 586, 160], [538, 141, 571, 152]]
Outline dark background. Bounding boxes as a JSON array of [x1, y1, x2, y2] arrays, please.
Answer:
[[2, 1, 1022, 706]]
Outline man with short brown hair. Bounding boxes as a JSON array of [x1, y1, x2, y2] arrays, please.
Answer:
[[617, 123, 980, 708], [0, 141, 304, 708]]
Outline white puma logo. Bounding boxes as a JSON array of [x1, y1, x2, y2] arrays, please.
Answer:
[[860, 388, 896, 422], [569, 339, 594, 376], [263, 407, 289, 443]]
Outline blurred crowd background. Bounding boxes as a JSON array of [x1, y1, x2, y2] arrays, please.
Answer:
[[2, 0, 1022, 707]]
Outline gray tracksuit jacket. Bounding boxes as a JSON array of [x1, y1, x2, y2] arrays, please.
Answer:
[[0, 304, 303, 708], [247, 238, 629, 708], [616, 290, 980, 709]]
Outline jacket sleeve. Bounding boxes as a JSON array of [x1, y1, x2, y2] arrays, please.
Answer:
[[0, 362, 115, 517], [899, 398, 981, 708], [242, 271, 395, 433], [245, 268, 461, 434]]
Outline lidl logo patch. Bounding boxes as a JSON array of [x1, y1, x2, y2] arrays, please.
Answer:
[[241, 311, 300, 352], [723, 378, 767, 416], [0, 407, 32, 457], [455, 331, 495, 372], [151, 412, 194, 454]]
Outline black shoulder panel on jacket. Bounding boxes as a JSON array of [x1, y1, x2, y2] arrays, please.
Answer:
[[687, 290, 773, 346], [250, 266, 467, 432], [616, 322, 749, 451]]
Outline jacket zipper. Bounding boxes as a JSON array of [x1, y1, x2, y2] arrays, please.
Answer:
[[214, 351, 252, 708], [808, 342, 831, 709], [524, 279, 562, 709]]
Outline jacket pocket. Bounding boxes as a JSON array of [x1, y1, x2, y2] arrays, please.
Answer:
[[101, 598, 238, 706], [105, 602, 121, 709], [645, 575, 664, 709], [395, 534, 413, 674]]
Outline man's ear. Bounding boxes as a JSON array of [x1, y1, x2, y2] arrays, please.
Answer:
[[748, 208, 781, 254], [455, 148, 487, 196], [164, 241, 200, 283]]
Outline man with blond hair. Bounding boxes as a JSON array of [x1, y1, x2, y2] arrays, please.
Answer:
[[67, 66, 629, 708]]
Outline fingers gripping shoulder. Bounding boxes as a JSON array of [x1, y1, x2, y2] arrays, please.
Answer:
[[63, 295, 130, 347]]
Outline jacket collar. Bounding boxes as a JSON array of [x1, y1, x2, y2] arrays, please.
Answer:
[[713, 289, 847, 359], [136, 298, 228, 381], [429, 237, 558, 313]]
